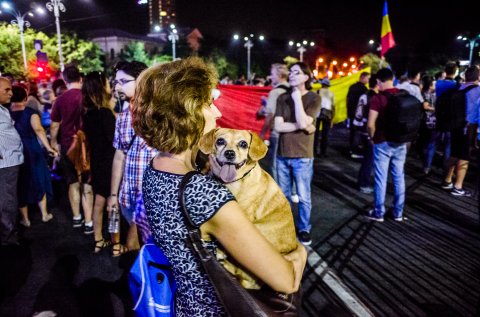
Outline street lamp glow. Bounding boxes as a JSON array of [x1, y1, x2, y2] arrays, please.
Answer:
[[318, 58, 324, 63], [302, 40, 307, 45], [28, 12, 34, 17], [233, 34, 239, 40], [289, 41, 294, 46], [310, 42, 314, 46], [1, 2, 11, 10], [296, 43, 301, 47], [170, 24, 175, 29], [332, 60, 338, 65], [343, 62, 348, 67], [250, 34, 254, 38], [457, 35, 463, 40], [172, 28, 177, 34], [35, 7, 45, 14], [258, 35, 265, 41], [349, 57, 355, 62], [154, 25, 161, 32], [369, 39, 374, 45], [244, 36, 249, 41]]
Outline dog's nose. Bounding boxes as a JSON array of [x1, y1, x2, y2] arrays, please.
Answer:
[[224, 150, 236, 160]]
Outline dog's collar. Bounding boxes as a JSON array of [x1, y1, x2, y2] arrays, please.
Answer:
[[215, 163, 256, 184]]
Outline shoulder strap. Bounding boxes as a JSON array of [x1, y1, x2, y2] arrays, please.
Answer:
[[178, 171, 202, 230], [462, 84, 479, 94], [127, 135, 137, 152]]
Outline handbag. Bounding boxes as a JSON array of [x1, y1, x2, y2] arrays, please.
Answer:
[[66, 130, 90, 175], [129, 242, 176, 317], [178, 171, 300, 317]]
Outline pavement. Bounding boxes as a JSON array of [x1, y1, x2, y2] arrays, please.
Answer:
[[1, 124, 480, 317]]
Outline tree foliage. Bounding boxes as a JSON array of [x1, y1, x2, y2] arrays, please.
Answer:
[[0, 22, 103, 79], [207, 48, 238, 79], [359, 53, 391, 74], [117, 41, 172, 67]]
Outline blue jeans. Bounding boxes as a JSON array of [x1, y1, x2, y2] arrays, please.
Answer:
[[276, 157, 313, 233], [373, 142, 407, 218], [440, 131, 451, 166], [264, 133, 279, 182], [424, 130, 439, 169]]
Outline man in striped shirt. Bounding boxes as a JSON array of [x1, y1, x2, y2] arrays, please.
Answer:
[[107, 62, 157, 255], [0, 77, 24, 245]]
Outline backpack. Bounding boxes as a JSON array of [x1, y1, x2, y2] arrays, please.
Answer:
[[382, 89, 423, 143], [129, 243, 176, 317], [436, 84, 478, 131]]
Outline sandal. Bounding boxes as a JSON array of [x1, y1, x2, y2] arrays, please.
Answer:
[[94, 239, 111, 253], [112, 243, 129, 257]]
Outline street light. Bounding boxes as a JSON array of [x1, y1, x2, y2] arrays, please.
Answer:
[[168, 24, 179, 60], [457, 34, 480, 66], [0, 1, 44, 71], [233, 33, 264, 83], [288, 40, 315, 62], [46, 0, 66, 71]]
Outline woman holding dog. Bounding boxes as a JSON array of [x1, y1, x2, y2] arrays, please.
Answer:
[[132, 57, 307, 316]]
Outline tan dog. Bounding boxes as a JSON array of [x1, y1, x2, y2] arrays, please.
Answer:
[[198, 128, 298, 289]]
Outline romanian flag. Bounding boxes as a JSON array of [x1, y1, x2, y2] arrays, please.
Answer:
[[381, 0, 396, 57]]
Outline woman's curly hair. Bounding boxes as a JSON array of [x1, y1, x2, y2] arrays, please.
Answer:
[[132, 57, 218, 154]]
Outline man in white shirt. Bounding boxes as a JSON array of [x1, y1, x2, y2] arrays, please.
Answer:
[[0, 77, 24, 245]]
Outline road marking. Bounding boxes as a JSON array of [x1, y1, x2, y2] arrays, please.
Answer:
[[307, 246, 374, 317]]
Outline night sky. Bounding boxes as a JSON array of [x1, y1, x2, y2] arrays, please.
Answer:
[[3, 0, 480, 62]]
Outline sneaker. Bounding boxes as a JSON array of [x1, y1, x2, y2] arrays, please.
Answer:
[[291, 194, 300, 203], [73, 217, 84, 228], [450, 187, 472, 197], [19, 219, 31, 228], [366, 210, 384, 222], [298, 231, 312, 246], [359, 186, 374, 194], [350, 153, 364, 159], [423, 167, 430, 175], [83, 224, 94, 235], [394, 216, 404, 222], [441, 181, 453, 190]]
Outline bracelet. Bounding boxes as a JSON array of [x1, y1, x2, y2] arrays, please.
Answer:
[[110, 194, 117, 197]]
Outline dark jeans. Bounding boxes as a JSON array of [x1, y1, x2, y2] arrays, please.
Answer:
[[0, 165, 20, 245], [314, 117, 331, 155], [358, 135, 374, 188], [349, 120, 362, 154]]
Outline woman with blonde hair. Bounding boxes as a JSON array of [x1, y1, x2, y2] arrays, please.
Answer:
[[132, 57, 307, 316]]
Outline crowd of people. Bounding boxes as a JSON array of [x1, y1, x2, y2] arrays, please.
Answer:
[[1, 56, 479, 314]]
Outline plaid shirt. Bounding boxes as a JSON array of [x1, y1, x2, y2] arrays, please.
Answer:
[[113, 109, 158, 240]]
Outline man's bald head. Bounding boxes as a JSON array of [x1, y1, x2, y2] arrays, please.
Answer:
[[0, 77, 13, 105]]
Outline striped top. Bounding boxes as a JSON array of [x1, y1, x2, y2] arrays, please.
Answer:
[[0, 105, 23, 168]]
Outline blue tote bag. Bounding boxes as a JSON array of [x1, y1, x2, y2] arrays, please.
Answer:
[[129, 243, 176, 317]]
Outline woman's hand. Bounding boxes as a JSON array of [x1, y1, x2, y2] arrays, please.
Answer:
[[47, 148, 59, 158], [283, 242, 307, 292]]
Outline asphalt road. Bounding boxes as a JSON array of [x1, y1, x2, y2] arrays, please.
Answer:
[[1, 124, 479, 317]]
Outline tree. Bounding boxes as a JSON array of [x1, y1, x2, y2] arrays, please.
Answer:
[[359, 53, 390, 74], [207, 48, 238, 79], [0, 22, 103, 78], [118, 41, 151, 65]]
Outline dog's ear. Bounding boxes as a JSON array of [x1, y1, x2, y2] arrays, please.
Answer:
[[198, 128, 218, 154], [248, 131, 268, 161]]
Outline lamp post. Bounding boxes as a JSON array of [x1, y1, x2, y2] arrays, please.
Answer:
[[233, 34, 264, 83], [289, 40, 315, 62], [0, 2, 44, 71], [457, 34, 480, 66], [46, 0, 66, 71], [168, 24, 179, 60]]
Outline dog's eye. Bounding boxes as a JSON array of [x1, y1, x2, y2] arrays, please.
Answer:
[[216, 138, 226, 146], [238, 140, 248, 149]]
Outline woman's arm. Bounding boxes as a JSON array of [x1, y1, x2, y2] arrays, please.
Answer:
[[30, 113, 57, 156], [201, 201, 307, 294]]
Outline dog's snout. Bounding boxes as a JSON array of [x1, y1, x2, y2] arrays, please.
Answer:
[[224, 150, 236, 160]]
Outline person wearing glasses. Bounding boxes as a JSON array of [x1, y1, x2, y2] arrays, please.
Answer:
[[274, 62, 321, 246], [50, 65, 94, 234], [106, 61, 157, 256]]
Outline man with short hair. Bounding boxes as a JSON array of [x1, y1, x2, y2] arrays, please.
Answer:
[[0, 77, 24, 245], [442, 66, 480, 197], [347, 71, 370, 158], [51, 65, 94, 232], [396, 69, 424, 102], [259, 63, 290, 181], [367, 68, 407, 222], [107, 61, 156, 254]]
